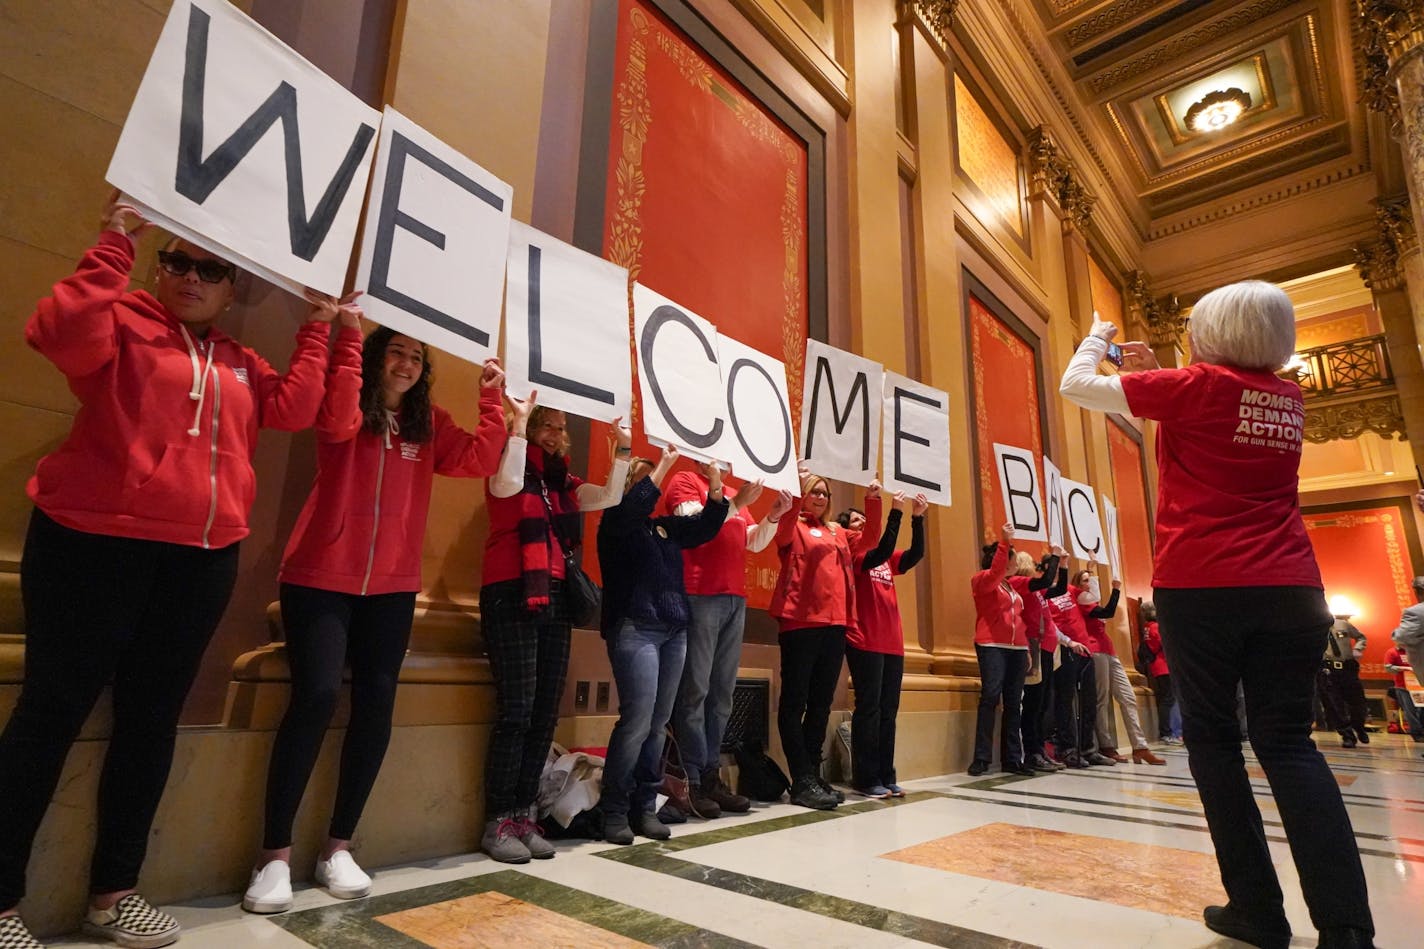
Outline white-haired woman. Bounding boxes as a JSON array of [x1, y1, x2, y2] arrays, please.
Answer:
[[1059, 282, 1373, 949]]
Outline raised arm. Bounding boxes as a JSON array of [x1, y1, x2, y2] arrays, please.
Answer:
[[25, 195, 150, 379], [315, 308, 364, 443], [861, 493, 902, 572], [251, 289, 357, 432], [1059, 314, 1130, 415], [433, 360, 509, 477], [896, 494, 929, 573], [1046, 565, 1070, 599], [1029, 548, 1064, 591], [853, 482, 885, 556], [970, 524, 1014, 595], [574, 417, 633, 511], [1089, 581, 1122, 619]]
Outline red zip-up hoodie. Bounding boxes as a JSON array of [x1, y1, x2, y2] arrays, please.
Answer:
[[769, 495, 870, 632], [278, 329, 507, 595], [971, 542, 1027, 648], [25, 231, 330, 549]]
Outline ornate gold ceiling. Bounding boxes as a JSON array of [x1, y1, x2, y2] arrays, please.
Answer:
[[1026, 0, 1370, 220]]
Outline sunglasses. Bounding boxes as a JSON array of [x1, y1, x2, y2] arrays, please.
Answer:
[[158, 250, 236, 284]]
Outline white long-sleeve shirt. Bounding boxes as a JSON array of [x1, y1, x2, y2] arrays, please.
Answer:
[[1059, 335, 1131, 415], [489, 434, 628, 511]]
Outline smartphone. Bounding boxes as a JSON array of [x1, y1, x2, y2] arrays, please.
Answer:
[[1104, 342, 1124, 367]]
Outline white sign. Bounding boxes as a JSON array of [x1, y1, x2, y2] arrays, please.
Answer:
[[799, 339, 883, 486], [107, 0, 379, 296], [881, 372, 951, 506], [504, 222, 630, 423], [354, 106, 513, 366], [1061, 476, 1105, 563], [717, 335, 799, 494], [633, 285, 726, 462], [1043, 456, 1065, 549], [992, 443, 1045, 541], [1100, 494, 1123, 581]]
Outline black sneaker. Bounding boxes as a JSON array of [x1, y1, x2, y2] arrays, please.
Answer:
[[1202, 904, 1291, 949], [816, 776, 846, 803], [1341, 732, 1357, 748], [1062, 752, 1090, 769], [656, 802, 687, 824], [1086, 752, 1117, 766], [789, 775, 838, 810], [967, 759, 989, 776], [1002, 761, 1036, 776], [1354, 726, 1370, 744], [1030, 753, 1062, 772]]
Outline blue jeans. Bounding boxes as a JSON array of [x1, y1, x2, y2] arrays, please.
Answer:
[[672, 594, 747, 785], [973, 644, 1028, 766], [600, 621, 687, 817]]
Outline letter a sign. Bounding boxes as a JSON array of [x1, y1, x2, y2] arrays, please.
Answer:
[[107, 0, 380, 297]]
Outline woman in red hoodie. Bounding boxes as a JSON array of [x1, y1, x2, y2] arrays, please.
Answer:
[[769, 470, 872, 811], [479, 396, 630, 863], [242, 327, 508, 914], [0, 194, 336, 949], [968, 524, 1031, 776]]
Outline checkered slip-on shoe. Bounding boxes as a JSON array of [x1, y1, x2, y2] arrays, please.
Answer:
[[81, 894, 180, 948], [0, 915, 42, 949]]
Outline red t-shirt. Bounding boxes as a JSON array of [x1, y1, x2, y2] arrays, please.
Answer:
[[661, 472, 757, 597], [1046, 587, 1090, 646], [848, 550, 908, 656], [1120, 363, 1321, 590], [1386, 646, 1411, 689]]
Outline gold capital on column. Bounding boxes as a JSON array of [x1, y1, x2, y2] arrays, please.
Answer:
[[1028, 126, 1096, 232], [1353, 195, 1416, 292], [1126, 270, 1183, 348], [905, 0, 961, 45]]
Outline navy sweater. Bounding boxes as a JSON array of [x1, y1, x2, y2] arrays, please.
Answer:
[[596, 476, 729, 639]]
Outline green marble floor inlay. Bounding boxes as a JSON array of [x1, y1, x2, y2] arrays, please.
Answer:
[[595, 793, 1032, 949], [271, 868, 758, 948]]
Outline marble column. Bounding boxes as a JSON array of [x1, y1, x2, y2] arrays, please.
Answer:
[[1357, 1, 1424, 252], [1356, 197, 1424, 470]]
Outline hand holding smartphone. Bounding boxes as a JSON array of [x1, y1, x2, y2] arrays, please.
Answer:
[[1104, 342, 1124, 367]]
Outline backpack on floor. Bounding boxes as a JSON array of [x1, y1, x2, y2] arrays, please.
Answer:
[[732, 738, 791, 802]]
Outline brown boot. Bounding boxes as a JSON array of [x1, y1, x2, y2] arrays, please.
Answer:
[[1101, 746, 1128, 763], [703, 767, 751, 813], [1132, 747, 1166, 765]]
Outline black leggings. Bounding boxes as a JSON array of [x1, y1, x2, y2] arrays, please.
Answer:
[[261, 583, 416, 850], [0, 509, 239, 910], [777, 626, 846, 780]]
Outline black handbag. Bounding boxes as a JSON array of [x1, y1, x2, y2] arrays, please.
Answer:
[[539, 481, 601, 628], [1135, 638, 1155, 679], [732, 738, 791, 802]]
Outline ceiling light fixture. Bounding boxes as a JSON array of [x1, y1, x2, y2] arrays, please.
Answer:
[[1185, 87, 1252, 133]]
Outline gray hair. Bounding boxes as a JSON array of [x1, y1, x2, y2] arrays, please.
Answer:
[[1413, 576, 1424, 596], [1188, 280, 1295, 371]]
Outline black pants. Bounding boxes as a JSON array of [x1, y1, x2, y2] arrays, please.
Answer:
[[973, 644, 1027, 767], [844, 645, 904, 788], [1052, 648, 1097, 757], [1155, 586, 1372, 936], [480, 579, 572, 816], [777, 626, 845, 780], [0, 509, 239, 910], [261, 583, 416, 849], [1020, 648, 1056, 758], [1153, 673, 1177, 739], [1317, 660, 1367, 738]]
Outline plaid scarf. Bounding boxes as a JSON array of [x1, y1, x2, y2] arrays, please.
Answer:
[[519, 443, 583, 612]]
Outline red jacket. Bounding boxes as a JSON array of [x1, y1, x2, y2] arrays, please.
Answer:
[[971, 542, 1027, 648], [769, 496, 870, 631], [279, 328, 506, 595], [1143, 621, 1169, 677], [25, 231, 329, 549]]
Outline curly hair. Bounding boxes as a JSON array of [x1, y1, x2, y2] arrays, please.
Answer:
[[361, 327, 433, 443]]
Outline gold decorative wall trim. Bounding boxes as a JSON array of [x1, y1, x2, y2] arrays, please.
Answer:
[[909, 0, 961, 47], [1065, 0, 1168, 49], [1127, 270, 1183, 347], [1145, 162, 1374, 239], [1304, 394, 1407, 442]]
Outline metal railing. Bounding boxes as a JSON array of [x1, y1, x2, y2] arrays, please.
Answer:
[[1286, 335, 1393, 399]]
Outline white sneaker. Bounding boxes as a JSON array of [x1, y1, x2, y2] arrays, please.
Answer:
[[242, 859, 292, 914], [315, 850, 371, 899]]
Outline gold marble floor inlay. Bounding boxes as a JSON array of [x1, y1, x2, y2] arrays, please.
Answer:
[[374, 891, 653, 948], [883, 822, 1225, 919]]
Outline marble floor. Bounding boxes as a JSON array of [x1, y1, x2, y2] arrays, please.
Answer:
[[49, 733, 1424, 948]]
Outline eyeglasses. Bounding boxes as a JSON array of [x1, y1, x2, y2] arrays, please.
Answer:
[[806, 489, 829, 498], [158, 250, 236, 284]]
